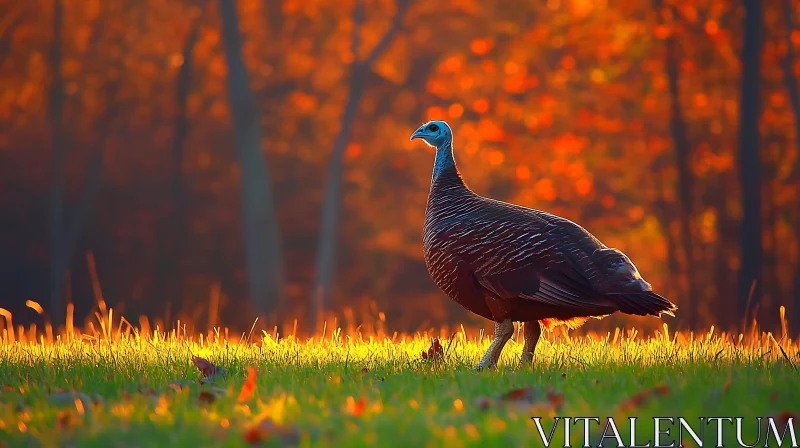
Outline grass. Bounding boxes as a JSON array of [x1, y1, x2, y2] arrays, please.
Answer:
[[1, 315, 799, 447]]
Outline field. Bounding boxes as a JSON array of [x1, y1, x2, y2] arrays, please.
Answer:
[[1, 315, 799, 447]]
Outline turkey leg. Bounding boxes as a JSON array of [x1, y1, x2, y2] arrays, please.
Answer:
[[475, 319, 513, 370], [520, 320, 542, 365]]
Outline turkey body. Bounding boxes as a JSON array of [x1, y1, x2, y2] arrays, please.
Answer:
[[423, 165, 675, 328]]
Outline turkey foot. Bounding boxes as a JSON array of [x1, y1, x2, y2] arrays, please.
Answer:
[[475, 319, 513, 370], [519, 321, 542, 365]]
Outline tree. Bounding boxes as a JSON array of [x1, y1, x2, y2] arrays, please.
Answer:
[[737, 0, 764, 320], [153, 0, 208, 312], [780, 0, 800, 328], [47, 0, 67, 325], [310, 0, 411, 329], [218, 0, 285, 317], [654, 0, 699, 326], [48, 0, 125, 326]]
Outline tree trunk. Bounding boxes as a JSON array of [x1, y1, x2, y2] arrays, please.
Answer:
[[651, 156, 681, 302], [709, 173, 737, 330], [311, 72, 365, 329], [48, 0, 121, 326], [218, 0, 285, 317], [48, 0, 66, 326], [154, 4, 205, 312], [795, 198, 800, 333], [737, 0, 763, 320], [310, 0, 411, 330], [664, 25, 698, 328], [779, 0, 800, 331]]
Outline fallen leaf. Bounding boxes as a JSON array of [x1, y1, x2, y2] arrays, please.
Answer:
[[354, 397, 365, 416], [722, 374, 732, 394], [546, 389, 565, 410], [474, 396, 492, 410], [57, 409, 75, 429], [243, 418, 301, 446], [618, 382, 674, 412], [198, 390, 217, 404], [137, 387, 155, 396], [652, 383, 671, 396], [238, 367, 257, 402], [193, 356, 229, 384], [421, 338, 444, 363], [500, 387, 535, 402], [477, 386, 564, 413], [344, 396, 366, 416], [620, 390, 651, 412], [192, 356, 219, 378], [48, 392, 93, 420], [774, 411, 798, 427]]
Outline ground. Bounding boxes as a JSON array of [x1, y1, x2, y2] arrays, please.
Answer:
[[0, 324, 798, 447]]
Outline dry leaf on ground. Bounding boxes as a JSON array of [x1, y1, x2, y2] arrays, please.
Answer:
[[243, 418, 301, 446], [475, 386, 564, 413], [619, 383, 672, 412], [237, 367, 257, 402], [192, 356, 228, 383]]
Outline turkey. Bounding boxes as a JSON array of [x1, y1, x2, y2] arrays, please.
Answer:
[[410, 120, 677, 370]]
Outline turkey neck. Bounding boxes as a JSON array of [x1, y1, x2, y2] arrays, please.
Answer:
[[432, 142, 456, 184], [428, 142, 470, 202]]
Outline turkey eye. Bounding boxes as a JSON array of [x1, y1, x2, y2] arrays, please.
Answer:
[[428, 124, 439, 132]]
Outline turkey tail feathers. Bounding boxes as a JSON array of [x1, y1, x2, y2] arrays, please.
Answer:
[[610, 291, 677, 317]]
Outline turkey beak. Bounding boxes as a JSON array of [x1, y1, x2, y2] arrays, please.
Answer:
[[410, 127, 425, 141]]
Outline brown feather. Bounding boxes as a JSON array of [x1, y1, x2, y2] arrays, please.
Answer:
[[423, 165, 677, 324]]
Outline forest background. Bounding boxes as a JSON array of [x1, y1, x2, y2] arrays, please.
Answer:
[[1, 0, 799, 336]]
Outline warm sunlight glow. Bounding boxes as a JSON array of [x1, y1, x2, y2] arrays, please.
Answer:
[[447, 103, 464, 118], [704, 20, 719, 35], [487, 150, 504, 166], [472, 99, 489, 115], [469, 39, 493, 56]]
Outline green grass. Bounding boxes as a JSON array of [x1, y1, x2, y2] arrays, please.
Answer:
[[0, 326, 799, 447]]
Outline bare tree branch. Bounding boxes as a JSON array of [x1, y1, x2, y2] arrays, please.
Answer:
[[350, 0, 366, 60], [362, 0, 411, 68], [0, 8, 23, 66]]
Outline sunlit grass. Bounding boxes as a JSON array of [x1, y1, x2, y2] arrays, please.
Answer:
[[0, 305, 799, 447]]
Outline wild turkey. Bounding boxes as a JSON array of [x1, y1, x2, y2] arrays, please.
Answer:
[[410, 120, 677, 370]]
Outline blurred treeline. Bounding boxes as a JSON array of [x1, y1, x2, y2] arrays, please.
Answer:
[[1, 0, 799, 334]]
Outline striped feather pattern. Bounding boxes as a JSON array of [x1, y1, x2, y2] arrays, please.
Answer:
[[423, 165, 677, 326]]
